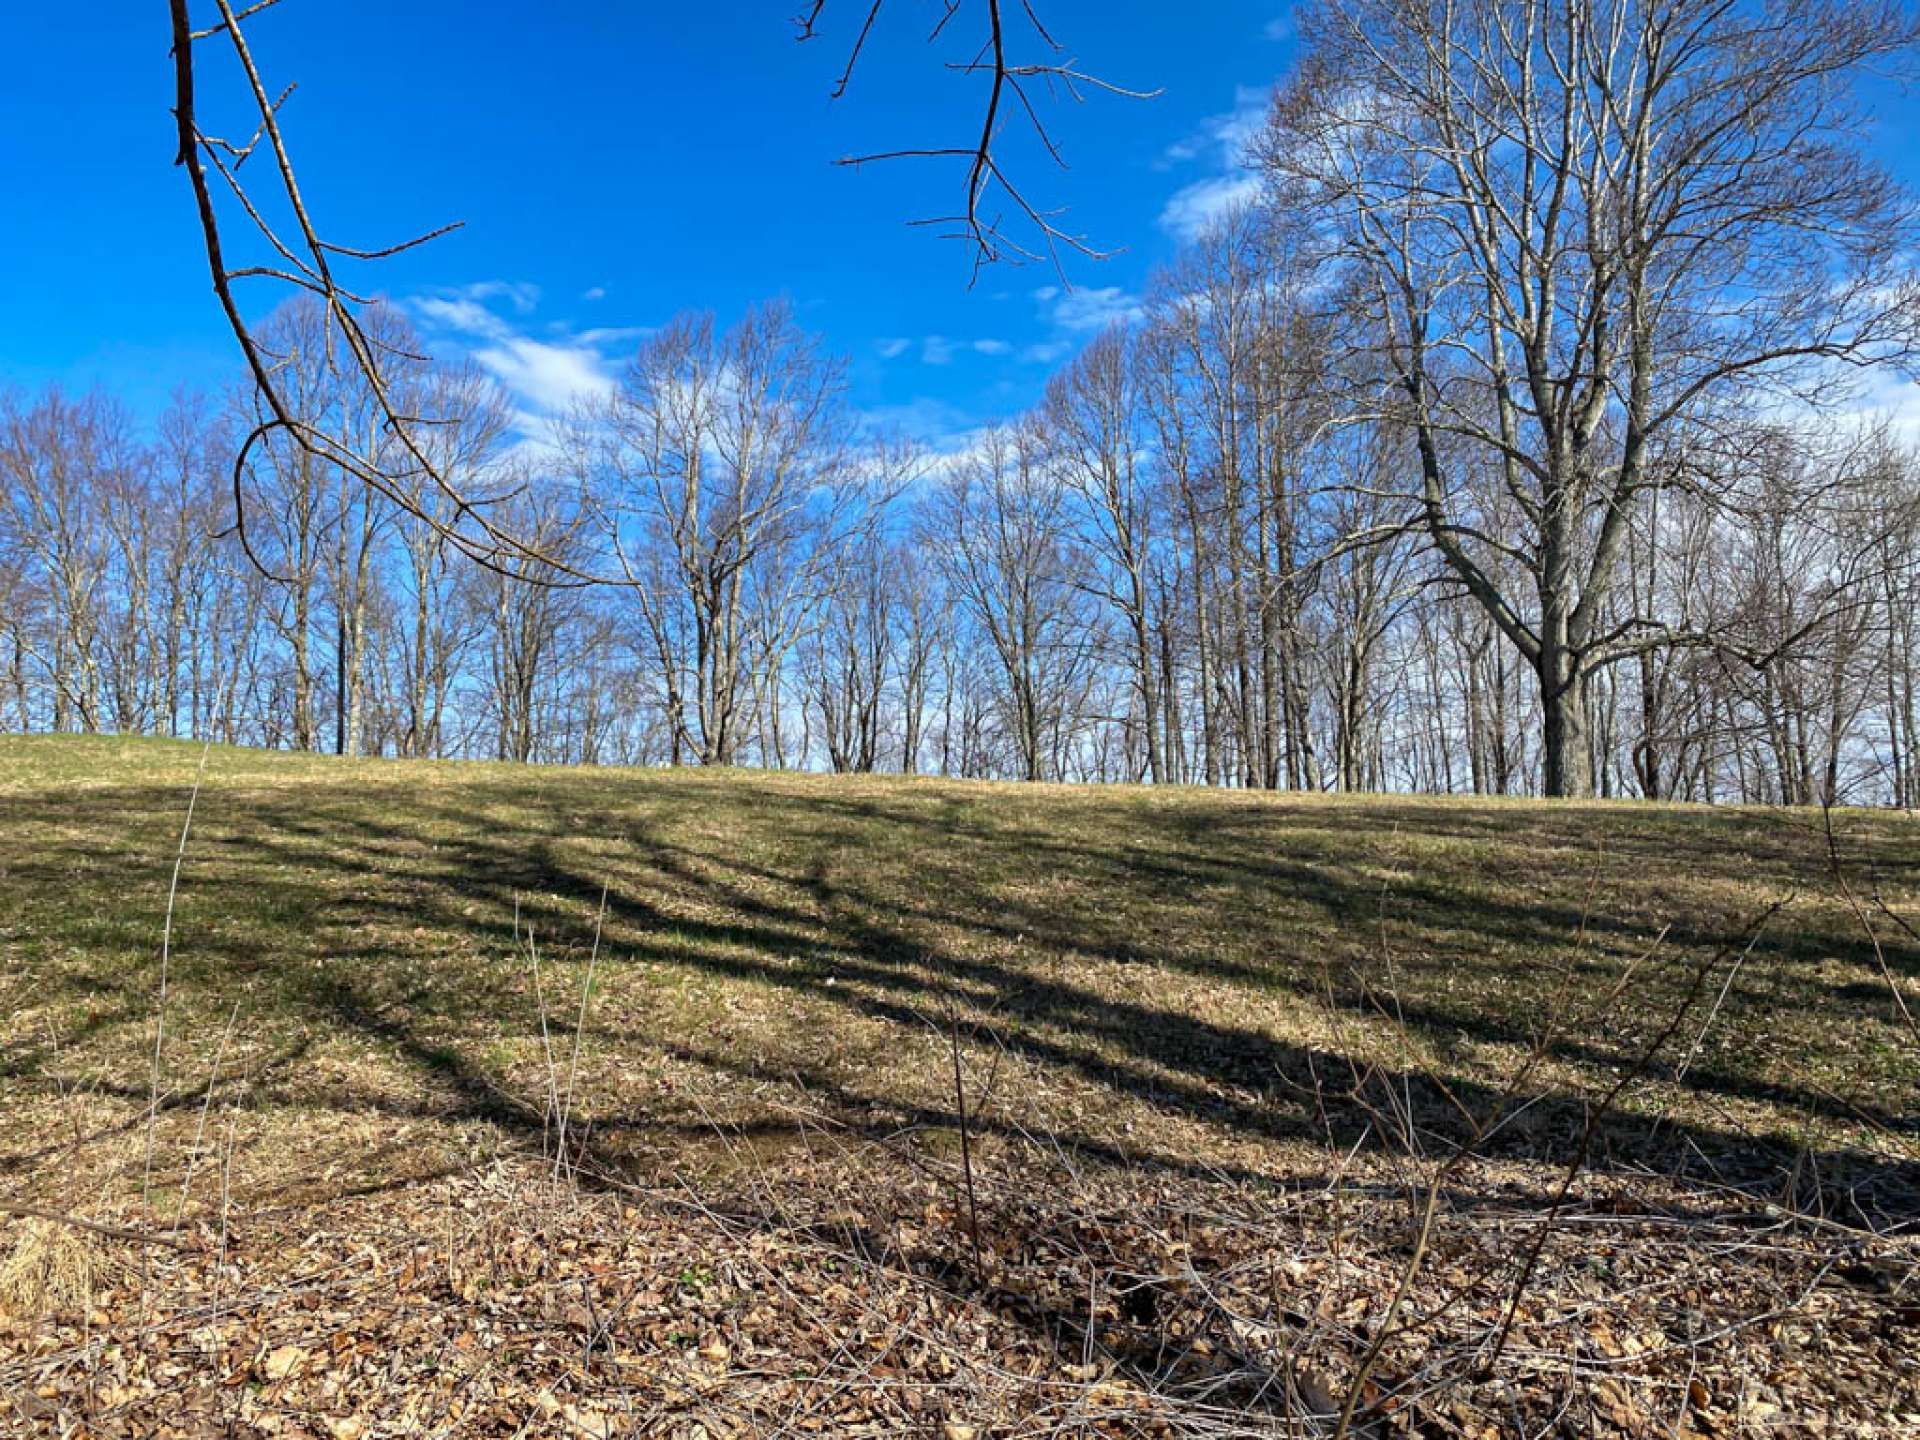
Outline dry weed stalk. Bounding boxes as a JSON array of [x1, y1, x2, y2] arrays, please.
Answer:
[[143, 724, 220, 1219], [555, 881, 610, 1183]]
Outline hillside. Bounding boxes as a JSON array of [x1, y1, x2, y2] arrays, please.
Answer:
[[2, 735, 1916, 1435]]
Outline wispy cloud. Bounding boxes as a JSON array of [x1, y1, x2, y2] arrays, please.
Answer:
[[1855, 366, 1920, 444], [881, 335, 1019, 365], [1158, 84, 1271, 241], [412, 296, 513, 341], [1161, 174, 1263, 242], [469, 338, 616, 414], [1042, 285, 1144, 333], [457, 280, 541, 314], [1001, 286, 1144, 373], [1021, 340, 1073, 366], [409, 281, 628, 435], [859, 396, 991, 464], [571, 326, 652, 347]]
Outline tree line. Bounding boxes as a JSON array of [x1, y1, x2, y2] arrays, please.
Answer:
[[8, 0, 1920, 803]]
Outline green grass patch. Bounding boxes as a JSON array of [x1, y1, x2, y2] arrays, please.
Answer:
[[1, 733, 1915, 1215]]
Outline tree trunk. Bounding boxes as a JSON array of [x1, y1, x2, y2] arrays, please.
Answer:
[[1539, 649, 1592, 799]]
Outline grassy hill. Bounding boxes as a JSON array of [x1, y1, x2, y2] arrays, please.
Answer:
[[2, 735, 1916, 1435], [4, 732, 1914, 1196]]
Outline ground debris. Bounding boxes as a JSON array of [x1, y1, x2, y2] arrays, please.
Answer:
[[2, 1147, 1913, 1438]]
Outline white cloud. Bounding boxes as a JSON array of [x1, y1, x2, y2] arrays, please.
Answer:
[[1854, 366, 1920, 445], [859, 397, 990, 462], [898, 335, 1013, 364], [412, 296, 512, 341], [1161, 86, 1269, 171], [457, 280, 541, 314], [469, 338, 616, 415], [1218, 85, 1273, 154], [1003, 286, 1144, 371], [1157, 85, 1271, 240], [410, 283, 627, 435], [573, 326, 651, 348], [1047, 285, 1144, 333], [581, 286, 607, 302], [1263, 12, 1295, 42], [1156, 137, 1204, 168], [1160, 173, 1264, 242]]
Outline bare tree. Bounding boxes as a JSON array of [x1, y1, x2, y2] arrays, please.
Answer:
[[151, 392, 230, 739], [1863, 444, 1920, 806], [237, 299, 353, 750], [1317, 429, 1421, 791], [1265, 0, 1920, 795], [594, 303, 890, 767], [928, 424, 1099, 782], [390, 364, 510, 758], [1043, 328, 1168, 781], [803, 535, 896, 774], [0, 391, 136, 733], [476, 476, 592, 764]]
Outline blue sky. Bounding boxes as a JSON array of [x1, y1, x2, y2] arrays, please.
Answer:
[[0, 3, 1295, 451]]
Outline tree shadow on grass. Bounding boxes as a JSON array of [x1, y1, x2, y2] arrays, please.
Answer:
[[2, 772, 1916, 1230]]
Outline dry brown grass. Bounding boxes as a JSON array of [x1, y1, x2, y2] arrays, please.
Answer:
[[0, 1217, 106, 1321], [0, 735, 1916, 1435]]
